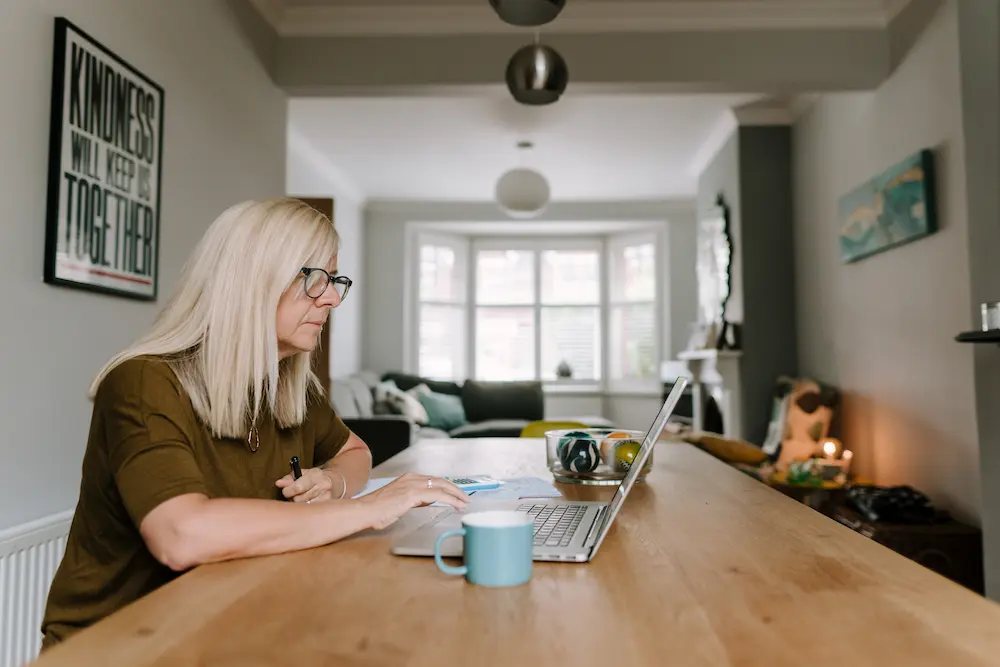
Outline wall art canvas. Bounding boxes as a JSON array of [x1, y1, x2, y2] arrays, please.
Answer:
[[838, 149, 937, 264], [43, 17, 165, 300]]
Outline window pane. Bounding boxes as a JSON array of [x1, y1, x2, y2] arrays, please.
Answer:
[[418, 305, 466, 380], [541, 306, 600, 381], [541, 250, 600, 305], [609, 304, 656, 380], [612, 242, 656, 302], [475, 307, 535, 380], [476, 250, 534, 305], [420, 244, 462, 302]]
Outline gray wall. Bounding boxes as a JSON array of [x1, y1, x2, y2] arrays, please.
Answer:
[[696, 127, 797, 444], [739, 126, 797, 445], [795, 4, 980, 536], [957, 0, 1000, 598], [0, 0, 288, 530], [792, 1, 980, 529]]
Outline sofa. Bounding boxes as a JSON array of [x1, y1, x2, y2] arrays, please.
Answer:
[[330, 370, 614, 466]]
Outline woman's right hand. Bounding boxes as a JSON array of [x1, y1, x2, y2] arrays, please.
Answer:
[[356, 473, 470, 530]]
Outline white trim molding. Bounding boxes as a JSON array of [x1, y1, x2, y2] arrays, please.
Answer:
[[265, 1, 904, 37], [686, 94, 815, 176]]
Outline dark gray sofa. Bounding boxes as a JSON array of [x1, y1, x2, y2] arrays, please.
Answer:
[[330, 370, 613, 466]]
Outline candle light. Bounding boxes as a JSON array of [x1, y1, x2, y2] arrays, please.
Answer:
[[821, 438, 841, 459]]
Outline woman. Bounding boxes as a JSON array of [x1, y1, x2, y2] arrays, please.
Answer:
[[41, 198, 468, 648]]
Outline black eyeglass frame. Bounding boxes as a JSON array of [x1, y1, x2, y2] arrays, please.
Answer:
[[300, 267, 352, 300]]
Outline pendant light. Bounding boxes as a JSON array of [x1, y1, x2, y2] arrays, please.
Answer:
[[505, 36, 568, 106], [489, 0, 566, 27], [495, 141, 550, 218]]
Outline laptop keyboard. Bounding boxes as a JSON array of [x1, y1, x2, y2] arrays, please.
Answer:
[[517, 504, 587, 547]]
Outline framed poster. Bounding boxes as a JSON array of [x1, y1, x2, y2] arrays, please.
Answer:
[[43, 17, 164, 300]]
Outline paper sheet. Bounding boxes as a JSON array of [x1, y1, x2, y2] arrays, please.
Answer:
[[352, 476, 562, 505], [468, 477, 561, 501]]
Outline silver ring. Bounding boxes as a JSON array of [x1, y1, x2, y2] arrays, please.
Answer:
[[427, 479, 433, 489]]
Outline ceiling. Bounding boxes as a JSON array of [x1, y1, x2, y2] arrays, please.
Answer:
[[272, 0, 928, 203], [288, 92, 764, 202], [253, 0, 912, 35], [286, 0, 690, 5]]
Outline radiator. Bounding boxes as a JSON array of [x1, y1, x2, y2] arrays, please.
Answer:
[[0, 512, 72, 667]]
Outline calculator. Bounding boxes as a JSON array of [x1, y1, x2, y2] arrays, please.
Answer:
[[445, 475, 502, 492]]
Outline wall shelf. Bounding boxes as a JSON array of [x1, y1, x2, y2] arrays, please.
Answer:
[[955, 330, 1000, 344]]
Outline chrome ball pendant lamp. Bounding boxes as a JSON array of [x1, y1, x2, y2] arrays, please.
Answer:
[[489, 0, 566, 27], [505, 43, 568, 106]]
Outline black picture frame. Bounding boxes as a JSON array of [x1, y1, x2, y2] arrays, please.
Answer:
[[43, 17, 165, 301]]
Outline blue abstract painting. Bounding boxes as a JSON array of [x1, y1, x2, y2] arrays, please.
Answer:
[[838, 149, 937, 263]]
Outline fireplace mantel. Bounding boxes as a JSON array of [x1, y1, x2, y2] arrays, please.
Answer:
[[677, 349, 744, 440]]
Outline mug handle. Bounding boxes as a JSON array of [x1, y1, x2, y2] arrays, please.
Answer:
[[434, 528, 467, 576]]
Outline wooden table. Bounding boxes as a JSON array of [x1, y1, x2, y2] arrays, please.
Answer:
[[32, 439, 1000, 666]]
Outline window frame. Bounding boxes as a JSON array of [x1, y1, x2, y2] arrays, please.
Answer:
[[407, 227, 666, 394], [606, 230, 665, 394], [471, 236, 604, 386], [406, 230, 471, 380]]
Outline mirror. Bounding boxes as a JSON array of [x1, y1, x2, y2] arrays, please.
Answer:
[[696, 195, 732, 326]]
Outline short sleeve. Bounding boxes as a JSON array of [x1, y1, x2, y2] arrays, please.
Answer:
[[311, 399, 351, 466], [100, 359, 209, 527]]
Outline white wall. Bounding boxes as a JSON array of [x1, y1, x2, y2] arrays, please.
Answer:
[[286, 129, 365, 378], [793, 1, 981, 524], [0, 0, 287, 531]]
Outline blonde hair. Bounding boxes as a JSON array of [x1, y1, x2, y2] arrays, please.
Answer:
[[90, 198, 340, 438]]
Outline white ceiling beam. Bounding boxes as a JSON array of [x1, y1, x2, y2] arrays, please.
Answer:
[[246, 0, 285, 29], [271, 1, 897, 37], [275, 29, 890, 95]]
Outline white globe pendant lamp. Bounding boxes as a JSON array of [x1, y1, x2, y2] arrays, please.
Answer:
[[495, 141, 550, 218]]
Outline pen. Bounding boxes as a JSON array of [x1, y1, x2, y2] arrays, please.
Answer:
[[290, 456, 302, 480]]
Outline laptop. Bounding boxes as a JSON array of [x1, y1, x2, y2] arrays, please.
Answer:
[[391, 377, 688, 563]]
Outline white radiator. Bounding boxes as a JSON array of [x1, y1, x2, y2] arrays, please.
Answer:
[[0, 512, 72, 667]]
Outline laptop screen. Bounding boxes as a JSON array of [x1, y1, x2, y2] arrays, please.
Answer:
[[588, 377, 688, 553]]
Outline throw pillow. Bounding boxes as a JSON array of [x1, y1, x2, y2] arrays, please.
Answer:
[[415, 388, 468, 431], [375, 379, 428, 424]]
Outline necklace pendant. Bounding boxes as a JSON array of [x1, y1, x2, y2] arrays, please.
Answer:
[[247, 425, 260, 453]]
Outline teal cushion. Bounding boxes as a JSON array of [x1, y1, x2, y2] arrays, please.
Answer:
[[417, 390, 467, 431]]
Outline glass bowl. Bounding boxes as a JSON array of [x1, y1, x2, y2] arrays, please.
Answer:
[[545, 428, 651, 486]]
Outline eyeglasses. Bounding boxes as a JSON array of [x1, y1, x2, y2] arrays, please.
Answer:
[[300, 267, 352, 300]]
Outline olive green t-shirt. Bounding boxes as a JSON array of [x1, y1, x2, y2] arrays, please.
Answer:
[[40, 357, 350, 647]]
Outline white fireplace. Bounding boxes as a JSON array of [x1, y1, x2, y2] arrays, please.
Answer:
[[674, 349, 744, 440]]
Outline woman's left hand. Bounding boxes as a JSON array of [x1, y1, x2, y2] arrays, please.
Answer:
[[275, 467, 340, 503]]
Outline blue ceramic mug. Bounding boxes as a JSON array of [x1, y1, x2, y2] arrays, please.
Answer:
[[433, 510, 533, 587]]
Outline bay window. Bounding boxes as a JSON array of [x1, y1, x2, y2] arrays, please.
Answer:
[[412, 229, 663, 391]]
